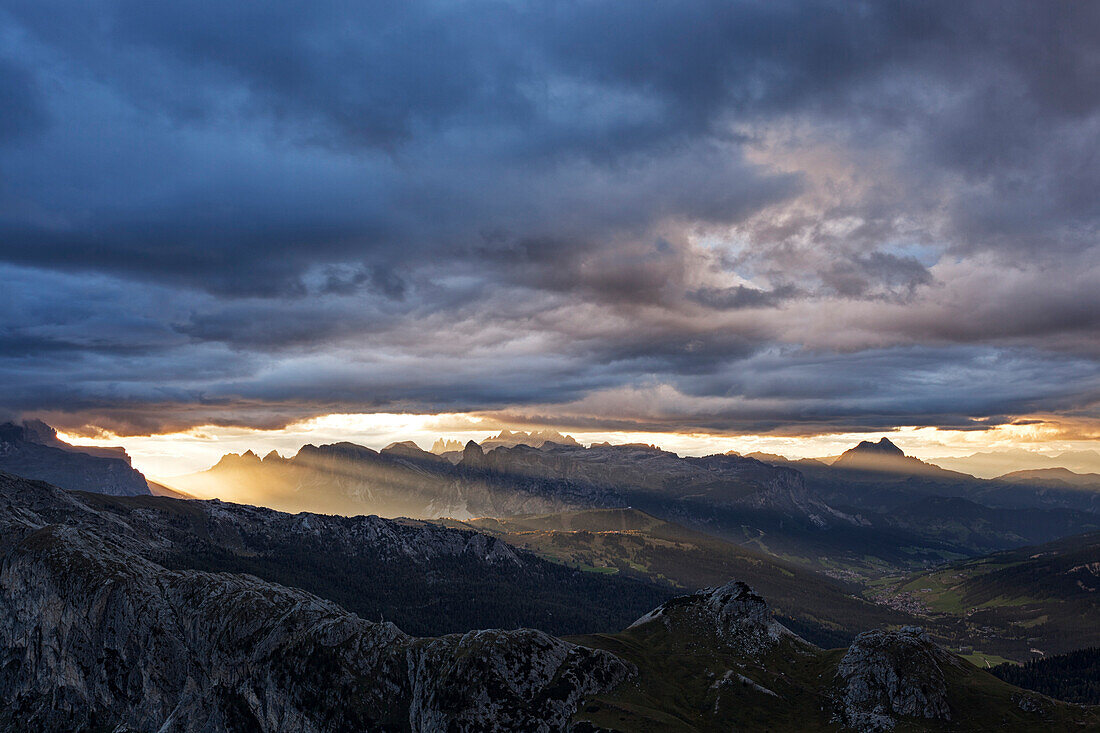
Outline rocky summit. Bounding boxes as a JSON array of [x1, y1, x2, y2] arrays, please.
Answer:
[[835, 626, 956, 731], [628, 579, 800, 657]]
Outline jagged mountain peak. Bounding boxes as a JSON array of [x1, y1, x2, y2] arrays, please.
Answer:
[[430, 438, 464, 455], [847, 437, 905, 457], [832, 436, 933, 474], [211, 450, 262, 469], [462, 439, 486, 463], [480, 429, 580, 450], [628, 580, 799, 656]]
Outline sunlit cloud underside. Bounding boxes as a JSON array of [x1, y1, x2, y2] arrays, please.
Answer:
[[59, 412, 1100, 479]]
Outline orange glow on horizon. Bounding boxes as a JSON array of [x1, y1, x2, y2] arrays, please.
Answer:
[[56, 411, 1100, 480]]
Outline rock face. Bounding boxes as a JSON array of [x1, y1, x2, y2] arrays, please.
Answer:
[[835, 626, 957, 731], [0, 420, 150, 496], [629, 580, 800, 657], [0, 474, 632, 732]]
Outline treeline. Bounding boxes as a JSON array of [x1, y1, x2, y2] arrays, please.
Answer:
[[991, 647, 1100, 705]]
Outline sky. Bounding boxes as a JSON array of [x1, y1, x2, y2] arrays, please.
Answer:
[[2, 1, 1099, 469]]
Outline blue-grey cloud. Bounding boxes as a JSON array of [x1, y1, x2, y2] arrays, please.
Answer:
[[0, 1, 1097, 435]]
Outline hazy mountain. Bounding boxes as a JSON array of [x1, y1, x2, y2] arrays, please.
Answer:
[[169, 436, 1100, 580], [831, 437, 974, 479], [2, 474, 1093, 731], [997, 467, 1100, 489], [169, 440, 591, 519], [174, 437, 976, 578], [479, 429, 581, 450], [430, 437, 464, 454], [932, 449, 1100, 479], [0, 420, 150, 496], [744, 450, 830, 468], [170, 438, 851, 528], [757, 438, 1100, 516]]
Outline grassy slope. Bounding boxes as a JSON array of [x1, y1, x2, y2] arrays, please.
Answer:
[[878, 532, 1100, 660], [445, 509, 916, 647], [450, 509, 1100, 665], [567, 620, 1100, 732]]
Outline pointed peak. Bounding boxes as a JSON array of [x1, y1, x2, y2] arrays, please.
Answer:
[[847, 437, 905, 457]]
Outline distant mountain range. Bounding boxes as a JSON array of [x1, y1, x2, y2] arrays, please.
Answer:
[[172, 437, 973, 577], [5, 420, 1097, 584], [159, 433, 1100, 583], [757, 437, 1100, 516], [2, 470, 1094, 731], [998, 467, 1100, 489], [931, 448, 1100, 479], [170, 437, 849, 525]]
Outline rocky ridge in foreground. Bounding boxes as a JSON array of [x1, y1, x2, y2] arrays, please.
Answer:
[[0, 474, 631, 732]]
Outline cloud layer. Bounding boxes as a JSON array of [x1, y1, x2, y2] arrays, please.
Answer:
[[1, 0, 1098, 436]]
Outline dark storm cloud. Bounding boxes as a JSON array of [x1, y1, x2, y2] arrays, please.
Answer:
[[0, 1, 1098, 435]]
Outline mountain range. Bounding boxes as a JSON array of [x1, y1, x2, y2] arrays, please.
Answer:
[[1, 469, 1095, 731], [930, 449, 1100, 480], [759, 438, 1100, 513], [165, 434, 1100, 582]]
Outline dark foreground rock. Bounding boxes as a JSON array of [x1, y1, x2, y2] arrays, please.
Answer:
[[835, 626, 957, 731], [0, 524, 631, 732]]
